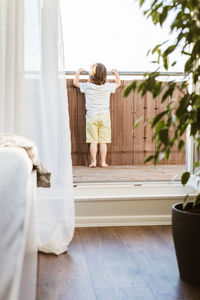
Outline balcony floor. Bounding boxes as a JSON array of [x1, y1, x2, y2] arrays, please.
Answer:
[[73, 164, 185, 183]]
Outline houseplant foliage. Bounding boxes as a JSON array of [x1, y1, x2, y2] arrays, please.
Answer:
[[124, 0, 200, 209]]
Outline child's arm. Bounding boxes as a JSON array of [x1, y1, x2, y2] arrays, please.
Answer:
[[111, 69, 121, 89], [73, 68, 85, 88]]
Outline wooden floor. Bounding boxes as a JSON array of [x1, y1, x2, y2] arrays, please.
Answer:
[[73, 165, 185, 183], [37, 226, 200, 300]]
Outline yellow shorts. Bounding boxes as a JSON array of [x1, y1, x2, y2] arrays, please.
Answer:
[[86, 113, 111, 143]]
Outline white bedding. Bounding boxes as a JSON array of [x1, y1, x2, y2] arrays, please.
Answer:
[[0, 133, 50, 187], [0, 147, 33, 300]]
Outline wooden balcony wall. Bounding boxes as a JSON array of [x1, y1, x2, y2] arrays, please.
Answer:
[[67, 79, 186, 166]]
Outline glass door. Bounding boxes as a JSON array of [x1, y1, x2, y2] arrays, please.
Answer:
[[186, 77, 200, 188]]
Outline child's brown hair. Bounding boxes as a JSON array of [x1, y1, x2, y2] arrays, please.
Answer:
[[89, 63, 107, 85]]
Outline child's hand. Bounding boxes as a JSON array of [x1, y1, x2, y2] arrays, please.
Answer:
[[111, 69, 121, 89], [77, 68, 85, 74], [111, 69, 119, 75], [74, 69, 85, 88]]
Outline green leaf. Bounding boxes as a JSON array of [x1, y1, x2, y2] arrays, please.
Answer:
[[155, 120, 165, 132], [165, 148, 170, 161], [184, 58, 193, 73], [181, 172, 190, 186], [178, 140, 184, 151], [163, 55, 168, 70], [159, 6, 173, 26], [151, 110, 167, 128], [197, 136, 200, 144], [171, 61, 177, 67], [153, 151, 159, 165], [194, 194, 200, 206], [137, 81, 145, 94], [194, 162, 200, 168], [178, 122, 188, 137], [133, 117, 143, 130], [164, 45, 177, 56], [150, 10, 160, 24], [161, 82, 176, 103], [144, 9, 149, 16], [180, 81, 188, 90], [152, 40, 168, 54], [193, 72, 199, 84], [190, 122, 198, 136], [153, 81, 162, 98], [144, 155, 154, 163], [140, 0, 145, 7], [176, 94, 190, 118], [158, 128, 169, 146], [152, 44, 161, 54], [123, 81, 137, 97], [197, 108, 200, 128]]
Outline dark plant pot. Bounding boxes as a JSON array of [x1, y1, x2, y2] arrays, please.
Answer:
[[172, 202, 200, 285]]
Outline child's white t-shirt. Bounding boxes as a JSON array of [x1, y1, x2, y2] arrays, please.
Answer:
[[79, 82, 116, 118]]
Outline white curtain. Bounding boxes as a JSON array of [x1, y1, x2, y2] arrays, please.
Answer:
[[0, 0, 74, 255]]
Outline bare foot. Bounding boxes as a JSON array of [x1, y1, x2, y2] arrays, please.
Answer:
[[100, 163, 108, 168], [89, 163, 96, 168]]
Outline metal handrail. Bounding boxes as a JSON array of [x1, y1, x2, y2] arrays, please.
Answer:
[[65, 71, 185, 76]]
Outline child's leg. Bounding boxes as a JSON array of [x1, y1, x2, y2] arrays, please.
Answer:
[[89, 143, 97, 167], [99, 143, 108, 167]]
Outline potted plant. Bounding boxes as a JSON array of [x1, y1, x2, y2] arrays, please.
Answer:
[[124, 0, 200, 284]]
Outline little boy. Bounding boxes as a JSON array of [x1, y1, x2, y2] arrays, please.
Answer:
[[73, 63, 121, 167]]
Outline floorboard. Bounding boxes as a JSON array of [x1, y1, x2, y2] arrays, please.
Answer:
[[37, 226, 200, 300], [73, 165, 185, 183]]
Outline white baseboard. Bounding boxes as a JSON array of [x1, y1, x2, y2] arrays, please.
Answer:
[[75, 214, 171, 227], [74, 182, 198, 228]]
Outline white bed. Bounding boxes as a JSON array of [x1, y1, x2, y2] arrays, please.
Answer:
[[0, 147, 37, 300]]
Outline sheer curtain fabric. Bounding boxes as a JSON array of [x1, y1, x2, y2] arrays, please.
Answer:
[[0, 0, 74, 255]]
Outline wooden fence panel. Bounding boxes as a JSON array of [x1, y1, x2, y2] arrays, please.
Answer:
[[67, 79, 186, 166], [133, 85, 145, 164], [173, 87, 186, 164], [110, 84, 125, 165], [144, 91, 156, 164], [122, 80, 134, 165], [67, 79, 78, 165], [156, 87, 171, 165]]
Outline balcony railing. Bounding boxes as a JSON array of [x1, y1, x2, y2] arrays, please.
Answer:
[[66, 72, 186, 166], [66, 71, 185, 76]]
